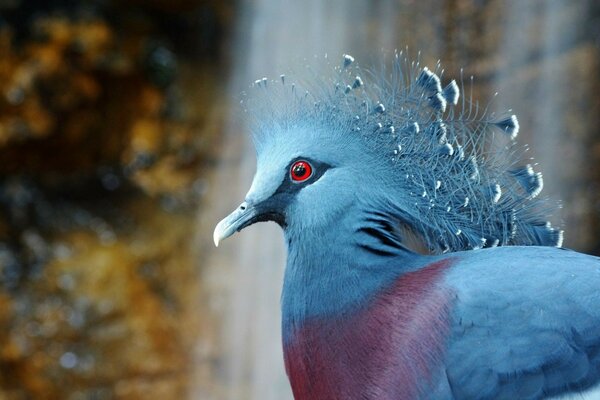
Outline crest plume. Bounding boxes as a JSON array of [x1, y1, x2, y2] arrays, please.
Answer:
[[241, 51, 563, 253]]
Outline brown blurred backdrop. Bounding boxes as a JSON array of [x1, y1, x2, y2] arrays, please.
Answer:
[[0, 0, 598, 399]]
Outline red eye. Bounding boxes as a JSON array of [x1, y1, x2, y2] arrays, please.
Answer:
[[290, 160, 313, 182]]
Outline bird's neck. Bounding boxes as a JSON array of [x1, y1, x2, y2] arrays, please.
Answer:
[[281, 209, 424, 330], [280, 213, 454, 399]]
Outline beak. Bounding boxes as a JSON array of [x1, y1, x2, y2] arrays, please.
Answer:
[[213, 201, 258, 247], [213, 197, 287, 247]]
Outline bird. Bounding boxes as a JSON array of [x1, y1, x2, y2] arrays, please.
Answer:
[[213, 52, 600, 400]]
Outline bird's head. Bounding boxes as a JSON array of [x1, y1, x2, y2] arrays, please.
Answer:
[[214, 54, 563, 251], [213, 113, 384, 246]]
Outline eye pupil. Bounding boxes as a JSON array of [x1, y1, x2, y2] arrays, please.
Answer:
[[291, 160, 312, 182], [293, 164, 306, 176]]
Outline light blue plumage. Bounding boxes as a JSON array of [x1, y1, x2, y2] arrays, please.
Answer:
[[214, 52, 600, 400]]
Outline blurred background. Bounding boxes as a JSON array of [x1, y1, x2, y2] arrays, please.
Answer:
[[0, 0, 599, 399]]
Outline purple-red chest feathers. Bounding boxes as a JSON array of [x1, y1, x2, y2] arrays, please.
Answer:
[[283, 259, 454, 400]]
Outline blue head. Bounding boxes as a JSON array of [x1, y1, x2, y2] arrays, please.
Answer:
[[214, 53, 563, 256]]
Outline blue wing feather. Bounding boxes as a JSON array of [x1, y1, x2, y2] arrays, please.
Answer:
[[443, 246, 600, 399]]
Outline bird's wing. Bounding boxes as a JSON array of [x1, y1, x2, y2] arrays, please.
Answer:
[[443, 246, 600, 400]]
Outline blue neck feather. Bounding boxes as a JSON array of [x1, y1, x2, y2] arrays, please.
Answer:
[[281, 206, 427, 337]]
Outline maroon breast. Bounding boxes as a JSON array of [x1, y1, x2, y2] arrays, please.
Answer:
[[283, 259, 454, 400]]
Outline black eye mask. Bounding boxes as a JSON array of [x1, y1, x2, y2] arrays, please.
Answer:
[[245, 158, 332, 228]]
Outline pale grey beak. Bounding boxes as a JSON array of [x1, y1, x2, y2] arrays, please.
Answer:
[[213, 192, 288, 247], [213, 202, 257, 247]]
